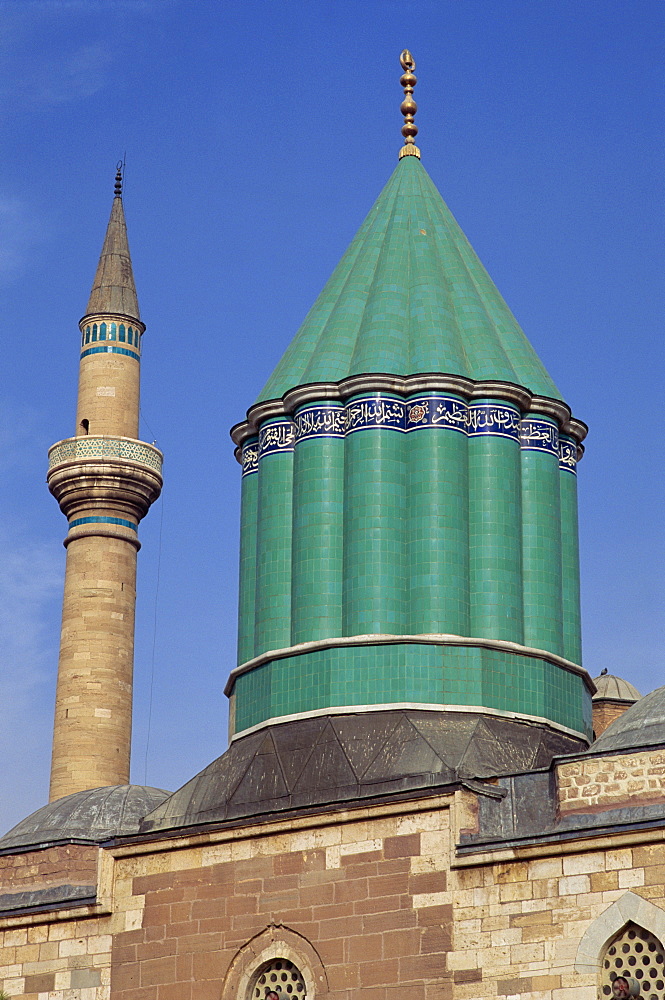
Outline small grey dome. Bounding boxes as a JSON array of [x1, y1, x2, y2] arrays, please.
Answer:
[[592, 684, 665, 753], [0, 785, 170, 852], [592, 672, 641, 703]]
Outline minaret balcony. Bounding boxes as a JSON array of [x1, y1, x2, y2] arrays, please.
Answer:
[[47, 435, 163, 533]]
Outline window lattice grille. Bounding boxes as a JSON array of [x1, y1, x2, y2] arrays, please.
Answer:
[[601, 923, 665, 999], [250, 958, 307, 999]]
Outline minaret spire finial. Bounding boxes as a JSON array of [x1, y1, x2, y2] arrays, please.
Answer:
[[114, 160, 123, 198], [398, 49, 420, 160]]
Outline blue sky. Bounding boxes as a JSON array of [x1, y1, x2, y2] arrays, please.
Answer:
[[0, 0, 663, 832]]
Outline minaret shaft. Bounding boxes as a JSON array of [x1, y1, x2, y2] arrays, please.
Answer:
[[75, 321, 141, 438], [49, 535, 137, 796], [48, 177, 162, 802]]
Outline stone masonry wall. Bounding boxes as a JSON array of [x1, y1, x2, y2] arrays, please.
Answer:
[[1, 793, 665, 1000], [106, 793, 665, 1000], [0, 915, 112, 1000], [558, 750, 665, 813]]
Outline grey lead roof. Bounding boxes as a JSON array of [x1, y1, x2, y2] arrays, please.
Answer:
[[592, 672, 642, 703], [0, 785, 170, 852], [140, 709, 584, 835], [84, 193, 141, 321], [592, 685, 665, 753]]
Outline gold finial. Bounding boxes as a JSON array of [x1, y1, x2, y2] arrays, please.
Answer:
[[398, 49, 420, 160], [114, 160, 123, 198]]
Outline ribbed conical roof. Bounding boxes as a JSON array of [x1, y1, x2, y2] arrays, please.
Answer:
[[0, 785, 170, 850], [258, 155, 561, 403], [85, 193, 140, 321], [592, 672, 642, 703]]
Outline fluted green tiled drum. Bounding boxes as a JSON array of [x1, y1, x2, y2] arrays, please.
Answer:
[[229, 150, 591, 746]]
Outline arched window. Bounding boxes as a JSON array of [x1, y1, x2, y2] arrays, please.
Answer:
[[222, 926, 325, 1000], [601, 922, 665, 999], [248, 958, 307, 999]]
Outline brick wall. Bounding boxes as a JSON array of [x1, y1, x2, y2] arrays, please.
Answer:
[[592, 700, 633, 738], [110, 806, 454, 1000], [0, 917, 112, 1000], [0, 845, 98, 896]]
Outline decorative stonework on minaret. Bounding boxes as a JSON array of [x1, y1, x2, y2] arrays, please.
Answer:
[[47, 166, 162, 802]]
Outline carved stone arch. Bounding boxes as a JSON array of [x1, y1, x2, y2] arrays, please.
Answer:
[[576, 891, 665, 974], [222, 924, 329, 1000]]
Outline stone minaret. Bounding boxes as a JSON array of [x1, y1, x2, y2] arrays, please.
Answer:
[[47, 167, 163, 802]]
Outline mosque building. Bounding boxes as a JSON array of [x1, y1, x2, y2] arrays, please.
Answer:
[[0, 52, 663, 1000]]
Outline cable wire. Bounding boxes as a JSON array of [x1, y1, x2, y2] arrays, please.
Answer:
[[143, 493, 164, 785]]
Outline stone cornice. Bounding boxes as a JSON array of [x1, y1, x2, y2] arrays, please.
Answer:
[[79, 311, 145, 334], [229, 701, 589, 745], [230, 374, 587, 460]]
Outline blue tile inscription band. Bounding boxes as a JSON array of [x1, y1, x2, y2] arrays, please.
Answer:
[[294, 404, 346, 442], [251, 395, 575, 465], [345, 396, 406, 433], [559, 437, 578, 475], [468, 403, 520, 440], [406, 396, 468, 433], [519, 418, 559, 456], [241, 441, 259, 477], [258, 420, 295, 458]]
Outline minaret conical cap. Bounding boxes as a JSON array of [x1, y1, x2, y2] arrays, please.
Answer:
[[84, 166, 141, 322]]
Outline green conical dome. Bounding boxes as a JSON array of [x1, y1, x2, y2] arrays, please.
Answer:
[[231, 142, 590, 752], [258, 155, 561, 403]]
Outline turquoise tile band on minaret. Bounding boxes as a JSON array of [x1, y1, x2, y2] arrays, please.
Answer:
[[80, 345, 140, 361], [230, 144, 589, 745], [68, 516, 137, 531]]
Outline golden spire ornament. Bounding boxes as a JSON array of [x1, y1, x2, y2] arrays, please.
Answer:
[[398, 49, 421, 160]]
